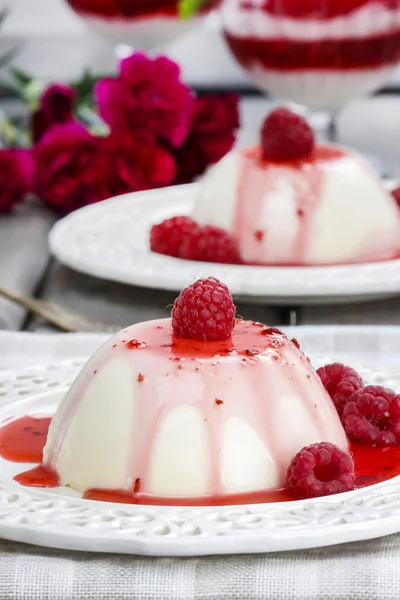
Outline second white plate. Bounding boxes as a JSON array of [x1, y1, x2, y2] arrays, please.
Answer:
[[49, 183, 400, 305]]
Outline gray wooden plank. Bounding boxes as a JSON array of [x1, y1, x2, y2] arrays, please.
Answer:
[[29, 261, 281, 331], [297, 296, 400, 325], [0, 200, 54, 330]]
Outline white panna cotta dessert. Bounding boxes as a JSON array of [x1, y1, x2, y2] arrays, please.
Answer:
[[193, 109, 400, 266], [43, 279, 347, 502]]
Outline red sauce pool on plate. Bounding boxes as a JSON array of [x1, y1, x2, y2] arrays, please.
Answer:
[[14, 464, 60, 488], [2, 415, 400, 505], [0, 416, 51, 463]]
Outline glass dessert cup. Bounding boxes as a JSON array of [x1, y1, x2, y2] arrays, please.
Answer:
[[66, 0, 218, 50], [221, 0, 400, 113]]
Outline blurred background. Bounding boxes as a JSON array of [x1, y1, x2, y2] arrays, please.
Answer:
[[0, 0, 244, 85], [0, 0, 400, 332], [2, 0, 400, 174]]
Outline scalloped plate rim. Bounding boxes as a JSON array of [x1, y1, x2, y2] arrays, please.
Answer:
[[48, 182, 400, 305]]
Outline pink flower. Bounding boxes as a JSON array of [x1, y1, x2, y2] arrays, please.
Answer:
[[0, 149, 33, 212], [33, 84, 76, 143], [34, 122, 98, 212], [88, 133, 176, 201], [95, 53, 194, 147], [173, 94, 240, 184]]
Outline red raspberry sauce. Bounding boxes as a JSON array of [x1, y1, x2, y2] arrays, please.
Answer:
[[0, 416, 50, 463], [67, 0, 217, 19], [262, 0, 396, 19], [2, 415, 400, 505], [224, 32, 400, 72]]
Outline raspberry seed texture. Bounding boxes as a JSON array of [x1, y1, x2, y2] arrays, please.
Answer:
[[150, 216, 198, 258], [286, 442, 355, 499], [317, 363, 363, 416], [172, 277, 236, 341], [342, 385, 400, 447], [261, 107, 315, 161], [180, 224, 241, 265]]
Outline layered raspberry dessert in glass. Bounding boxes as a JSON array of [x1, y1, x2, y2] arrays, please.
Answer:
[[66, 0, 217, 49], [151, 107, 400, 266], [3, 278, 400, 504], [221, 0, 400, 110]]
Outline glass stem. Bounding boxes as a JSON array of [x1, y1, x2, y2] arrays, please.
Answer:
[[327, 114, 338, 143]]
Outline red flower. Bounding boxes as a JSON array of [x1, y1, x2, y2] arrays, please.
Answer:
[[0, 149, 33, 213], [95, 53, 194, 147], [173, 94, 240, 184], [41, 84, 76, 122], [32, 84, 76, 143], [88, 133, 176, 201], [34, 122, 98, 212]]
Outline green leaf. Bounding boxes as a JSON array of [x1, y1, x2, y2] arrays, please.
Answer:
[[0, 80, 20, 97], [178, 0, 206, 19], [23, 79, 46, 110], [72, 70, 108, 107], [0, 7, 9, 26], [0, 46, 18, 69], [10, 66, 33, 87], [72, 70, 98, 104], [76, 104, 109, 136], [0, 9, 19, 69]]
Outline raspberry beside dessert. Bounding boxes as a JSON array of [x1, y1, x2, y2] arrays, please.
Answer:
[[261, 107, 315, 162], [342, 385, 400, 447], [172, 277, 236, 341], [317, 363, 363, 416], [286, 442, 355, 499], [392, 187, 400, 208], [150, 216, 198, 258], [150, 217, 242, 264], [180, 224, 242, 264]]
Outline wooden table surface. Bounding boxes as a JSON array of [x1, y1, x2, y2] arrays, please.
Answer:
[[1, 95, 400, 333]]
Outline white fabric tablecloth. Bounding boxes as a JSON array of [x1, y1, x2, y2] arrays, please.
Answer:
[[1, 326, 400, 600]]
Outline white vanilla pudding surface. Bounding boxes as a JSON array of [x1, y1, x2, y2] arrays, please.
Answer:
[[193, 145, 400, 265]]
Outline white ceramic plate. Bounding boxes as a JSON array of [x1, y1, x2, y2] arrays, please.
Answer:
[[2, 357, 400, 556], [49, 183, 400, 306]]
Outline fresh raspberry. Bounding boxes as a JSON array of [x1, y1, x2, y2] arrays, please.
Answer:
[[150, 216, 199, 258], [180, 224, 242, 264], [342, 385, 400, 447], [172, 277, 236, 341], [317, 363, 363, 416], [392, 187, 400, 208], [286, 442, 355, 499], [261, 107, 315, 161]]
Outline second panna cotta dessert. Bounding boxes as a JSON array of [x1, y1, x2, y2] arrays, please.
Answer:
[[150, 107, 400, 266]]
